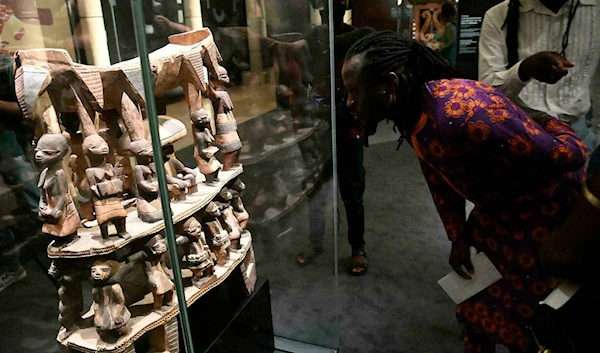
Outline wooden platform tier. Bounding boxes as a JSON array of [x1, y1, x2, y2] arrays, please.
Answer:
[[57, 232, 253, 353], [239, 125, 317, 166], [48, 166, 243, 259]]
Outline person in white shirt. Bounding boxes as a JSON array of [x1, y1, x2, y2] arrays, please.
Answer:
[[479, 0, 600, 152]]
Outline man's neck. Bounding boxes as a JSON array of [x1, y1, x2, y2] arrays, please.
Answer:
[[540, 0, 570, 14]]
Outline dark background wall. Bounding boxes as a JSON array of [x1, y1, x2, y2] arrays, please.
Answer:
[[352, 0, 397, 31]]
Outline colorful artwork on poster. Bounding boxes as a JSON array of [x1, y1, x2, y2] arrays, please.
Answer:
[[0, 0, 74, 57]]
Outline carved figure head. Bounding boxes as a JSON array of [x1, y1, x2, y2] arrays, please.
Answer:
[[147, 234, 168, 255], [34, 133, 69, 169], [129, 139, 154, 159], [205, 202, 221, 217], [82, 134, 109, 156], [91, 259, 119, 282], [190, 109, 211, 129], [182, 217, 203, 240], [213, 65, 230, 86], [217, 187, 233, 202]]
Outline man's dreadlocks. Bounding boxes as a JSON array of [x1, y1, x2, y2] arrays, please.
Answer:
[[345, 31, 455, 144]]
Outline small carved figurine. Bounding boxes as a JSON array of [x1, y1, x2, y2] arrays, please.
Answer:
[[90, 259, 131, 340], [163, 144, 198, 201], [209, 66, 242, 170], [180, 217, 214, 286], [130, 139, 164, 223], [99, 125, 135, 197], [144, 235, 175, 310], [203, 202, 231, 265], [35, 134, 81, 247], [191, 109, 222, 186], [231, 191, 249, 231], [84, 134, 130, 240], [215, 188, 243, 250]]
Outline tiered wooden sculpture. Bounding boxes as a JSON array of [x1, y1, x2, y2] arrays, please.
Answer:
[[15, 28, 256, 353]]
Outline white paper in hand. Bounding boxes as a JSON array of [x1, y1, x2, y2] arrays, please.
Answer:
[[438, 251, 503, 304]]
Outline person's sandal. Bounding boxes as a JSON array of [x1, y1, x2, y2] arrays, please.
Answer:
[[350, 249, 368, 276], [296, 247, 324, 267]]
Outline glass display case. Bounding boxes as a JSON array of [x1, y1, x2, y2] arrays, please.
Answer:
[[0, 1, 339, 352]]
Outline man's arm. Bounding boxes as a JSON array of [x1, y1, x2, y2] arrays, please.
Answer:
[[478, 8, 530, 100], [0, 100, 21, 116]]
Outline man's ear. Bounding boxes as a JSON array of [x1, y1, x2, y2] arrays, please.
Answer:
[[383, 72, 399, 94]]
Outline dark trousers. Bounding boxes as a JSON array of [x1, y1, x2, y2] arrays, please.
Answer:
[[307, 106, 366, 253]]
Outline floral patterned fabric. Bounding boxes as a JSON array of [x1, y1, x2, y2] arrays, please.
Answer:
[[410, 79, 587, 352]]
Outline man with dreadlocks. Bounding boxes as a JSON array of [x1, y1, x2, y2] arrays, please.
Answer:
[[342, 30, 587, 352], [479, 0, 600, 153]]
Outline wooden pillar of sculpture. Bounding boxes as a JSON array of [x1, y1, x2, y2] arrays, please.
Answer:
[[49, 259, 85, 340], [76, 0, 110, 65], [183, 0, 203, 30], [148, 318, 180, 353], [245, 0, 267, 73], [208, 67, 242, 170]]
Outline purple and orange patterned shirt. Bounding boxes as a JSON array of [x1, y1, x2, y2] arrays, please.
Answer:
[[407, 79, 587, 351]]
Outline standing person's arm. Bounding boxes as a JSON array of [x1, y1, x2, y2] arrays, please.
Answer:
[[478, 9, 529, 100], [478, 8, 574, 101]]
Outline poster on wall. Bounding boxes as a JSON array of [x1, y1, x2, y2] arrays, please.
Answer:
[[0, 0, 75, 57], [456, 0, 502, 79]]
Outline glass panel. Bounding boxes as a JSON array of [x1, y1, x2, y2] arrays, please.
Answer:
[[0, 0, 338, 352]]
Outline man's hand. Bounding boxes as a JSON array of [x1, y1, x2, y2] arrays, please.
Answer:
[[449, 242, 474, 279], [519, 52, 574, 84], [155, 15, 172, 29]]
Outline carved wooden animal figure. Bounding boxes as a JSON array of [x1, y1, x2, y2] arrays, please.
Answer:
[[35, 134, 80, 246], [144, 235, 175, 310], [163, 144, 198, 201], [90, 260, 131, 340], [84, 134, 130, 240], [191, 109, 222, 185], [209, 66, 242, 170], [130, 139, 163, 223]]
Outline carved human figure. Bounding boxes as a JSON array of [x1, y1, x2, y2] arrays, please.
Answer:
[[179, 217, 214, 286], [84, 134, 130, 240], [144, 235, 175, 310], [191, 109, 221, 185], [203, 202, 231, 265], [231, 192, 249, 231], [35, 134, 81, 247], [130, 140, 163, 223], [48, 259, 84, 340], [90, 259, 131, 340], [162, 144, 198, 201], [99, 125, 135, 197], [209, 66, 242, 170], [62, 114, 95, 222], [215, 188, 243, 249]]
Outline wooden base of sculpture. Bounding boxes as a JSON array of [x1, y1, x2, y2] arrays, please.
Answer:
[[56, 233, 254, 353]]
